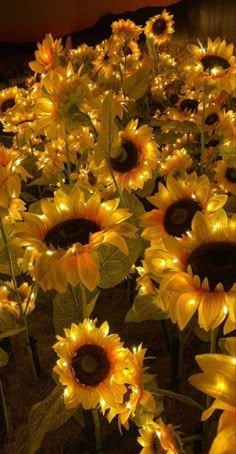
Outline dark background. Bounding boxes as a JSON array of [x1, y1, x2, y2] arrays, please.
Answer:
[[0, 0, 235, 84]]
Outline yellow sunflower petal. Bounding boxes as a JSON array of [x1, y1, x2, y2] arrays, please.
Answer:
[[76, 252, 100, 291], [189, 372, 235, 407], [209, 425, 236, 454]]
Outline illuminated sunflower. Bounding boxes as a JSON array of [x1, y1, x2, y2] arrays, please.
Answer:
[[185, 38, 236, 93], [92, 38, 121, 80], [138, 418, 183, 454], [150, 209, 236, 331], [189, 337, 236, 454], [94, 119, 159, 192], [196, 100, 222, 135], [69, 44, 96, 73], [32, 68, 96, 136], [214, 160, 236, 195], [29, 33, 64, 74], [167, 89, 201, 123], [140, 172, 227, 244], [158, 147, 193, 177], [53, 319, 129, 410], [103, 345, 156, 429], [144, 10, 174, 46], [0, 87, 20, 115], [15, 186, 136, 292], [0, 281, 36, 318], [111, 19, 142, 42]]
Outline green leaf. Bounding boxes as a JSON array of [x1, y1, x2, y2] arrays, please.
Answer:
[[53, 286, 99, 335], [0, 348, 9, 367], [99, 237, 141, 289], [0, 326, 26, 340], [125, 294, 168, 323], [146, 38, 158, 61], [151, 119, 197, 133], [122, 191, 145, 225], [0, 243, 23, 276], [27, 175, 59, 186], [27, 385, 76, 454], [123, 68, 151, 100], [94, 91, 120, 166]]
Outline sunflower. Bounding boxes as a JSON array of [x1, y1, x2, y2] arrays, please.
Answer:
[[158, 147, 193, 178], [93, 119, 159, 192], [138, 418, 183, 454], [53, 319, 130, 410], [0, 281, 36, 318], [92, 38, 121, 80], [15, 186, 136, 292], [29, 33, 64, 74], [32, 68, 96, 137], [103, 345, 156, 429], [144, 10, 174, 46], [0, 87, 20, 115], [166, 89, 201, 123], [185, 38, 236, 93], [111, 18, 142, 43], [214, 160, 236, 195], [140, 172, 227, 245], [150, 210, 236, 331], [189, 337, 236, 454]]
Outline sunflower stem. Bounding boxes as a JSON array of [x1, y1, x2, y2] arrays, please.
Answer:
[[0, 218, 38, 378], [79, 282, 88, 320], [92, 408, 102, 452], [153, 388, 204, 411], [206, 327, 219, 408], [104, 156, 127, 209], [200, 84, 207, 174], [65, 141, 72, 184]]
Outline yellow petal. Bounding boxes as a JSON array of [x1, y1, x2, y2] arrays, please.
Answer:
[[189, 372, 235, 407], [76, 252, 100, 291], [209, 426, 236, 454]]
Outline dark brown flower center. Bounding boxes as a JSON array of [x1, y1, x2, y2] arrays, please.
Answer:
[[71, 344, 110, 387], [152, 18, 167, 35], [180, 99, 199, 113], [225, 167, 236, 183], [205, 113, 219, 126], [163, 198, 201, 237], [110, 139, 139, 173], [1, 97, 15, 113], [44, 218, 100, 249], [201, 55, 230, 71], [188, 241, 236, 291], [151, 433, 165, 454]]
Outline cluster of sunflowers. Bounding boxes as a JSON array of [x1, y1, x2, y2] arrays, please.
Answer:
[[0, 8, 235, 454]]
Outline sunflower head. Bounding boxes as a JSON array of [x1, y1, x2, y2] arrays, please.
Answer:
[[185, 38, 236, 92], [29, 33, 64, 74], [53, 319, 130, 409], [144, 10, 174, 46], [138, 418, 183, 454], [214, 160, 236, 195]]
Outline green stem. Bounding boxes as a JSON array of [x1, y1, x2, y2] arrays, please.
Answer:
[[200, 84, 207, 173], [65, 141, 72, 184], [206, 327, 219, 407], [104, 156, 127, 209], [79, 282, 88, 320], [0, 218, 38, 378], [0, 218, 24, 321], [154, 388, 204, 411], [92, 408, 102, 452]]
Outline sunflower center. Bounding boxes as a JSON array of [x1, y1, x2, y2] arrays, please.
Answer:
[[152, 18, 167, 35], [188, 241, 236, 291], [44, 218, 100, 249], [163, 198, 201, 237], [201, 55, 230, 71], [71, 344, 110, 387], [1, 97, 15, 113], [151, 433, 165, 454], [205, 113, 219, 126], [225, 167, 236, 183], [180, 99, 199, 113], [110, 139, 139, 173]]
